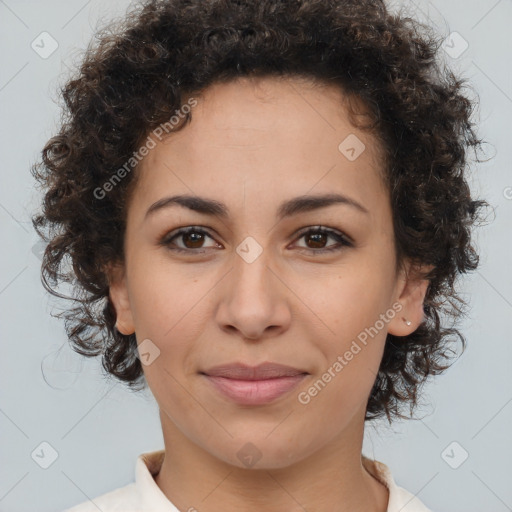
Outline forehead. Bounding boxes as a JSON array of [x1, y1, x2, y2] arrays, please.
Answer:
[[172, 75, 379, 150], [131, 75, 388, 219]]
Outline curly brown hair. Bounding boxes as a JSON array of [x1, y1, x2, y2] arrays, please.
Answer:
[[31, 0, 489, 423]]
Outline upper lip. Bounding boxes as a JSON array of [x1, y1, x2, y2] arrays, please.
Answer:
[[201, 362, 308, 380]]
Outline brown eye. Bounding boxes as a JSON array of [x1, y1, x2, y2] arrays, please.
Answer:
[[181, 230, 206, 249], [161, 226, 220, 253], [304, 231, 329, 249], [293, 226, 353, 254]]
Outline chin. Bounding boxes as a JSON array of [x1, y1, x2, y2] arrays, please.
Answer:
[[204, 432, 317, 471]]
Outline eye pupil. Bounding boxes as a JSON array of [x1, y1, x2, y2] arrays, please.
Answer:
[[184, 231, 204, 248], [306, 233, 327, 248]]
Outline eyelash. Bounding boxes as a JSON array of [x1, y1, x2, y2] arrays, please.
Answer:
[[159, 225, 353, 255]]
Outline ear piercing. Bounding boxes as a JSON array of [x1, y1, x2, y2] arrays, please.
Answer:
[[402, 317, 412, 326]]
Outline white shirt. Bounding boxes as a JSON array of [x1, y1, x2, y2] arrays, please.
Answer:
[[63, 450, 433, 512]]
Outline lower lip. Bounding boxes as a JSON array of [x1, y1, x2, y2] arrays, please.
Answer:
[[203, 374, 308, 405]]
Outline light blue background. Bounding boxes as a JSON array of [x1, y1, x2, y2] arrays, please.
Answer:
[[1, 1, 511, 511]]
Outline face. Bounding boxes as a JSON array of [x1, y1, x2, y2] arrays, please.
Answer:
[[109, 75, 429, 470]]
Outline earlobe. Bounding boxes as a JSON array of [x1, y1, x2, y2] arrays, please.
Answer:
[[387, 263, 433, 337], [105, 263, 136, 335]]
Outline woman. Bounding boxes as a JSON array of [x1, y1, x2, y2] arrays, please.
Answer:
[[31, 0, 487, 510]]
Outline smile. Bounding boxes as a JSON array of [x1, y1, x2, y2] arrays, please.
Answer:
[[202, 374, 308, 405]]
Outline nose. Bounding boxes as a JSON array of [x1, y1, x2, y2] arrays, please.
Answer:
[[214, 242, 292, 341]]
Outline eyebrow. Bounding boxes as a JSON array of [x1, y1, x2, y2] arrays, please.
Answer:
[[144, 193, 369, 221]]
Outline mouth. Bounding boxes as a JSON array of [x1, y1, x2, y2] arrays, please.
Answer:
[[200, 361, 309, 405]]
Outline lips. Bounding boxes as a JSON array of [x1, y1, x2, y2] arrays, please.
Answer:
[[200, 362, 309, 405], [201, 361, 308, 380]]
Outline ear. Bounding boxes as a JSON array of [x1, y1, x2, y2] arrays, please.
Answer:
[[105, 262, 135, 335], [387, 261, 434, 337]]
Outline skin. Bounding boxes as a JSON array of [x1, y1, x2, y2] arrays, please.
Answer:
[[108, 75, 431, 512]]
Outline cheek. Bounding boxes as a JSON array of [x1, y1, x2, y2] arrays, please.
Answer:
[[124, 258, 207, 398], [127, 250, 208, 339], [129, 263, 203, 416], [313, 268, 393, 342], [303, 269, 393, 396], [298, 295, 388, 418]]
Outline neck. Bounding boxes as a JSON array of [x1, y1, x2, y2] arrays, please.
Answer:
[[153, 407, 389, 512]]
